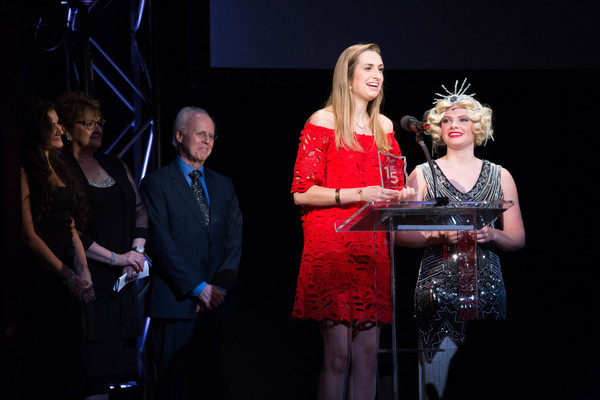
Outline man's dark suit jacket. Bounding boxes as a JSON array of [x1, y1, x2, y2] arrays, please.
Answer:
[[140, 159, 242, 320]]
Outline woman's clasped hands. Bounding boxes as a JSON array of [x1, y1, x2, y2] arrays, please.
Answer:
[[360, 185, 416, 203], [67, 274, 95, 303]]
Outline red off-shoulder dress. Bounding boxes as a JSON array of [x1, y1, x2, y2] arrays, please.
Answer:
[[291, 122, 404, 325]]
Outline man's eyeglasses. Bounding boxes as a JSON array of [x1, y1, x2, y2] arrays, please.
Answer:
[[76, 119, 106, 130], [182, 129, 217, 141]]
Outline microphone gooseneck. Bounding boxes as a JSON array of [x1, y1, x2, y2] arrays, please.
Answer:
[[399, 115, 448, 205]]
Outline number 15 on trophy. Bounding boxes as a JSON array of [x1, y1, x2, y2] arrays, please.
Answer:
[[378, 151, 408, 190]]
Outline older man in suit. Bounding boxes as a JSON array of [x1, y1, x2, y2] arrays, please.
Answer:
[[141, 106, 242, 400]]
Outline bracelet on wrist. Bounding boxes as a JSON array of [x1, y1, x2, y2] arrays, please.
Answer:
[[133, 246, 145, 254], [334, 188, 341, 205], [109, 252, 117, 266], [62, 270, 76, 285]]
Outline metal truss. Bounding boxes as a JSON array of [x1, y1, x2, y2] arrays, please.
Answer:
[[63, 0, 156, 183]]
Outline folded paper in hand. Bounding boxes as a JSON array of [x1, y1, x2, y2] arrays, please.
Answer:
[[113, 259, 150, 292]]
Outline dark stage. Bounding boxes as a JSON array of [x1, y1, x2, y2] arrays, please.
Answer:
[[3, 1, 600, 399]]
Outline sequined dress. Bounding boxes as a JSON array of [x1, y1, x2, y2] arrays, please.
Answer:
[[291, 122, 404, 324], [415, 159, 506, 361]]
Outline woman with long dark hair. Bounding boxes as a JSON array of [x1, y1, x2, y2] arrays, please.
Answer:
[[20, 97, 95, 399]]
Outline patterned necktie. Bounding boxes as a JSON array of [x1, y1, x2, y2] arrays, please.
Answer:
[[189, 170, 210, 227]]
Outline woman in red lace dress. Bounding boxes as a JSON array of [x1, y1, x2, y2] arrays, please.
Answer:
[[291, 43, 415, 400]]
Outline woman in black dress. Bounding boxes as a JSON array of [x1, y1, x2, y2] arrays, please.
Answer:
[[20, 97, 95, 399], [396, 81, 525, 399], [56, 92, 148, 399]]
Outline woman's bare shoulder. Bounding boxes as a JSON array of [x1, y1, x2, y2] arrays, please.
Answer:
[[308, 109, 335, 129], [378, 114, 394, 132]]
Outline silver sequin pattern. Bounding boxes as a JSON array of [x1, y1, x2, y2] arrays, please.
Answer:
[[414, 160, 506, 362]]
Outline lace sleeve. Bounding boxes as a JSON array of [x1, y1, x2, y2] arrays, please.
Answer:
[[291, 123, 332, 193]]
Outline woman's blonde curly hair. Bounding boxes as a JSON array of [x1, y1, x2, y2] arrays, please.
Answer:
[[424, 96, 494, 147]]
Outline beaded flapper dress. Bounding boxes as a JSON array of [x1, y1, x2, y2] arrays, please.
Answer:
[[414, 159, 507, 361], [291, 122, 404, 325]]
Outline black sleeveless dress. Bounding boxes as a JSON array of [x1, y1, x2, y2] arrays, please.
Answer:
[[23, 186, 86, 400], [414, 160, 507, 361]]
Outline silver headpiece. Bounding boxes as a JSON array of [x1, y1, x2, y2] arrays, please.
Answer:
[[434, 78, 476, 105], [433, 78, 494, 145]]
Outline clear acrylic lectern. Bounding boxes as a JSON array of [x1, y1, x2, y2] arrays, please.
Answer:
[[335, 200, 513, 399]]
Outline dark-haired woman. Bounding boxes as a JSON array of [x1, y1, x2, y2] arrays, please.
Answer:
[[20, 97, 95, 399], [56, 91, 148, 400]]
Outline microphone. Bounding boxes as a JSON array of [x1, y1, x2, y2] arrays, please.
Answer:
[[400, 115, 448, 205], [400, 115, 430, 133]]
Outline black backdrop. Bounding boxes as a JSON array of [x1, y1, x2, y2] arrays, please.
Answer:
[[4, 1, 600, 399]]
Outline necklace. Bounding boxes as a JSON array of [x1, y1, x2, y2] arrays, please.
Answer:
[[353, 118, 368, 129], [88, 175, 116, 188]]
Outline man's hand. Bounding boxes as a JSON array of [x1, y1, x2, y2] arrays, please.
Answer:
[[196, 284, 225, 312]]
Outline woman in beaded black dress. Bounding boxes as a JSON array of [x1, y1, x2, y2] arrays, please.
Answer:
[[56, 91, 148, 400], [396, 81, 525, 400], [20, 97, 95, 399]]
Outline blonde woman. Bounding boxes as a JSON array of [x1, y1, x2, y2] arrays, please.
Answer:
[[291, 43, 415, 400], [396, 81, 525, 399]]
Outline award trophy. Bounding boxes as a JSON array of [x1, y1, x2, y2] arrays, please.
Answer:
[[378, 151, 407, 190]]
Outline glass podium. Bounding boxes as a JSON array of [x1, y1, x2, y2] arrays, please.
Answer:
[[335, 200, 513, 399]]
